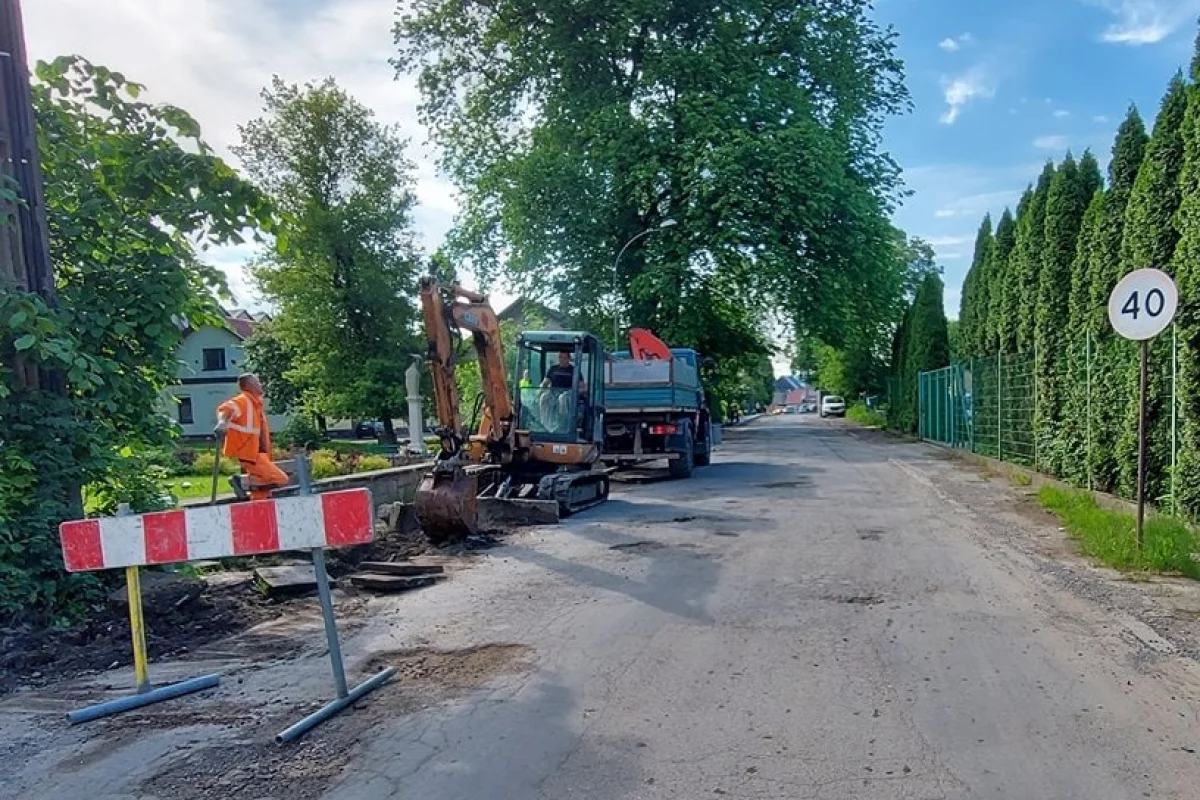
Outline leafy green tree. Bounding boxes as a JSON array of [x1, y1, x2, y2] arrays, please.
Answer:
[[1088, 106, 1149, 492], [891, 272, 950, 433], [1, 57, 273, 619], [234, 78, 423, 441], [1061, 188, 1106, 486], [242, 321, 302, 415], [1170, 58, 1200, 516], [1116, 74, 1188, 499], [1035, 152, 1100, 477], [946, 320, 962, 362], [959, 215, 993, 358], [396, 0, 911, 385], [1011, 164, 1056, 352], [986, 208, 1018, 354]]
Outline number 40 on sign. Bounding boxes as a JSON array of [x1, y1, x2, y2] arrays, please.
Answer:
[[1108, 268, 1178, 341]]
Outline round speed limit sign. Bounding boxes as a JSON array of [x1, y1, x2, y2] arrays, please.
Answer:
[[1108, 268, 1178, 341]]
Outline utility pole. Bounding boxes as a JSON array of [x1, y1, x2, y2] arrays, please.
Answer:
[[0, 0, 58, 392]]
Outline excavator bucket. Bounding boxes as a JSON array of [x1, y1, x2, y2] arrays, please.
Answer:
[[477, 497, 560, 530], [415, 467, 480, 544]]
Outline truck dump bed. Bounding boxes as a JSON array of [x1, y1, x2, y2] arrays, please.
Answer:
[[604, 351, 702, 412]]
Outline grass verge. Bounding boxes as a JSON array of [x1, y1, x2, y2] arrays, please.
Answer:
[[846, 403, 887, 428], [1038, 484, 1200, 579]]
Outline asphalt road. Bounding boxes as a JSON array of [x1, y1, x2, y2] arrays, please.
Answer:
[[325, 414, 1200, 799], [9, 414, 1200, 798]]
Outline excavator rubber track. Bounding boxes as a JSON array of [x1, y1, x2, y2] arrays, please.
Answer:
[[538, 470, 612, 516]]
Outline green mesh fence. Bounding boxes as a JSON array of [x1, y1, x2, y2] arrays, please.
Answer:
[[912, 330, 1183, 508], [918, 365, 968, 448]]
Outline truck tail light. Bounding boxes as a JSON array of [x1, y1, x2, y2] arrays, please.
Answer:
[[648, 424, 677, 435]]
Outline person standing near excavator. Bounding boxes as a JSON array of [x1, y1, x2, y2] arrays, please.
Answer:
[[215, 373, 289, 501]]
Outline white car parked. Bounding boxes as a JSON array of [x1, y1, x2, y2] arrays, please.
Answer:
[[820, 395, 846, 418]]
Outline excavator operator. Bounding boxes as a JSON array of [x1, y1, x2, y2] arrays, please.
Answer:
[[537, 350, 588, 434]]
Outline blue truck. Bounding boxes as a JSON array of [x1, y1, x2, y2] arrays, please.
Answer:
[[600, 348, 720, 478]]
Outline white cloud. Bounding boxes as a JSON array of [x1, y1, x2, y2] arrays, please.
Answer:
[[22, 0, 463, 310], [1033, 134, 1070, 150], [1089, 0, 1200, 46], [939, 67, 996, 125], [1094, 114, 1112, 123], [938, 33, 974, 53], [1053, 109, 1071, 118], [926, 235, 972, 248]]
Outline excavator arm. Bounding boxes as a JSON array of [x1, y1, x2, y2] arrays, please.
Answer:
[[418, 276, 515, 455]]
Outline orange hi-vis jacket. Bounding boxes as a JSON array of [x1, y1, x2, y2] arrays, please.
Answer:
[[217, 392, 271, 462]]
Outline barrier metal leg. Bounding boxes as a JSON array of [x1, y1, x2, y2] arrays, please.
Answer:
[[67, 559, 219, 724], [276, 453, 395, 743]]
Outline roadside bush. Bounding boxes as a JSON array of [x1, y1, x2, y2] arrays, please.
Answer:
[[310, 449, 345, 479], [847, 404, 887, 428], [1038, 485, 1200, 579], [193, 451, 240, 476], [356, 454, 391, 472], [173, 448, 198, 474], [276, 415, 324, 450]]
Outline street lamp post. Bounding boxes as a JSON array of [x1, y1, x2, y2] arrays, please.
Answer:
[[611, 219, 678, 350]]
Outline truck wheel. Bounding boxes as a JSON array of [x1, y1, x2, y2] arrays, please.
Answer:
[[669, 421, 695, 479], [694, 418, 712, 466]]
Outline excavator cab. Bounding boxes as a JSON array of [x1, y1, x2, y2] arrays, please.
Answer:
[[513, 331, 606, 448]]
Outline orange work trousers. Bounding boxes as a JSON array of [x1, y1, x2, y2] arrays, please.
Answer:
[[239, 452, 289, 501]]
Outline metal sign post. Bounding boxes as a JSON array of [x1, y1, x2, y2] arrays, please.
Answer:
[[1108, 268, 1179, 552], [275, 452, 397, 743]]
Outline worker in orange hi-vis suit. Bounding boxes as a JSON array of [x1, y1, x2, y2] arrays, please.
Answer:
[[215, 373, 289, 501]]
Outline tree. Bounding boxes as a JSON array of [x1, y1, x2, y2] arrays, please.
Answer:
[[1088, 106, 1149, 492], [234, 77, 423, 441], [1035, 152, 1099, 478], [396, 0, 912, 385], [946, 320, 962, 362], [986, 208, 1018, 354], [242, 321, 302, 415], [1011, 164, 1056, 352], [1061, 188, 1106, 486], [2, 57, 273, 619], [890, 272, 949, 433], [1116, 74, 1188, 499], [1171, 56, 1200, 515], [959, 215, 993, 358]]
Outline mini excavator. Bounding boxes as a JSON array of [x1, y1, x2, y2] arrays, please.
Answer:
[[414, 276, 612, 543]]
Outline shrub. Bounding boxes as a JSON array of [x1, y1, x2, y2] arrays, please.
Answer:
[[310, 449, 345, 479], [276, 415, 324, 450], [174, 448, 198, 473], [194, 451, 240, 476], [847, 403, 887, 428], [356, 454, 391, 472]]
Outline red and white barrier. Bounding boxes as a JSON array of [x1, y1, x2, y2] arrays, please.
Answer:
[[60, 489, 373, 572]]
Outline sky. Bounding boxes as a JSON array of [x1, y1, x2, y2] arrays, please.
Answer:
[[19, 0, 1200, 363]]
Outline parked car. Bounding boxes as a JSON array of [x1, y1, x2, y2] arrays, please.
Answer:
[[799, 402, 816, 414], [820, 395, 846, 418], [354, 420, 384, 438]]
